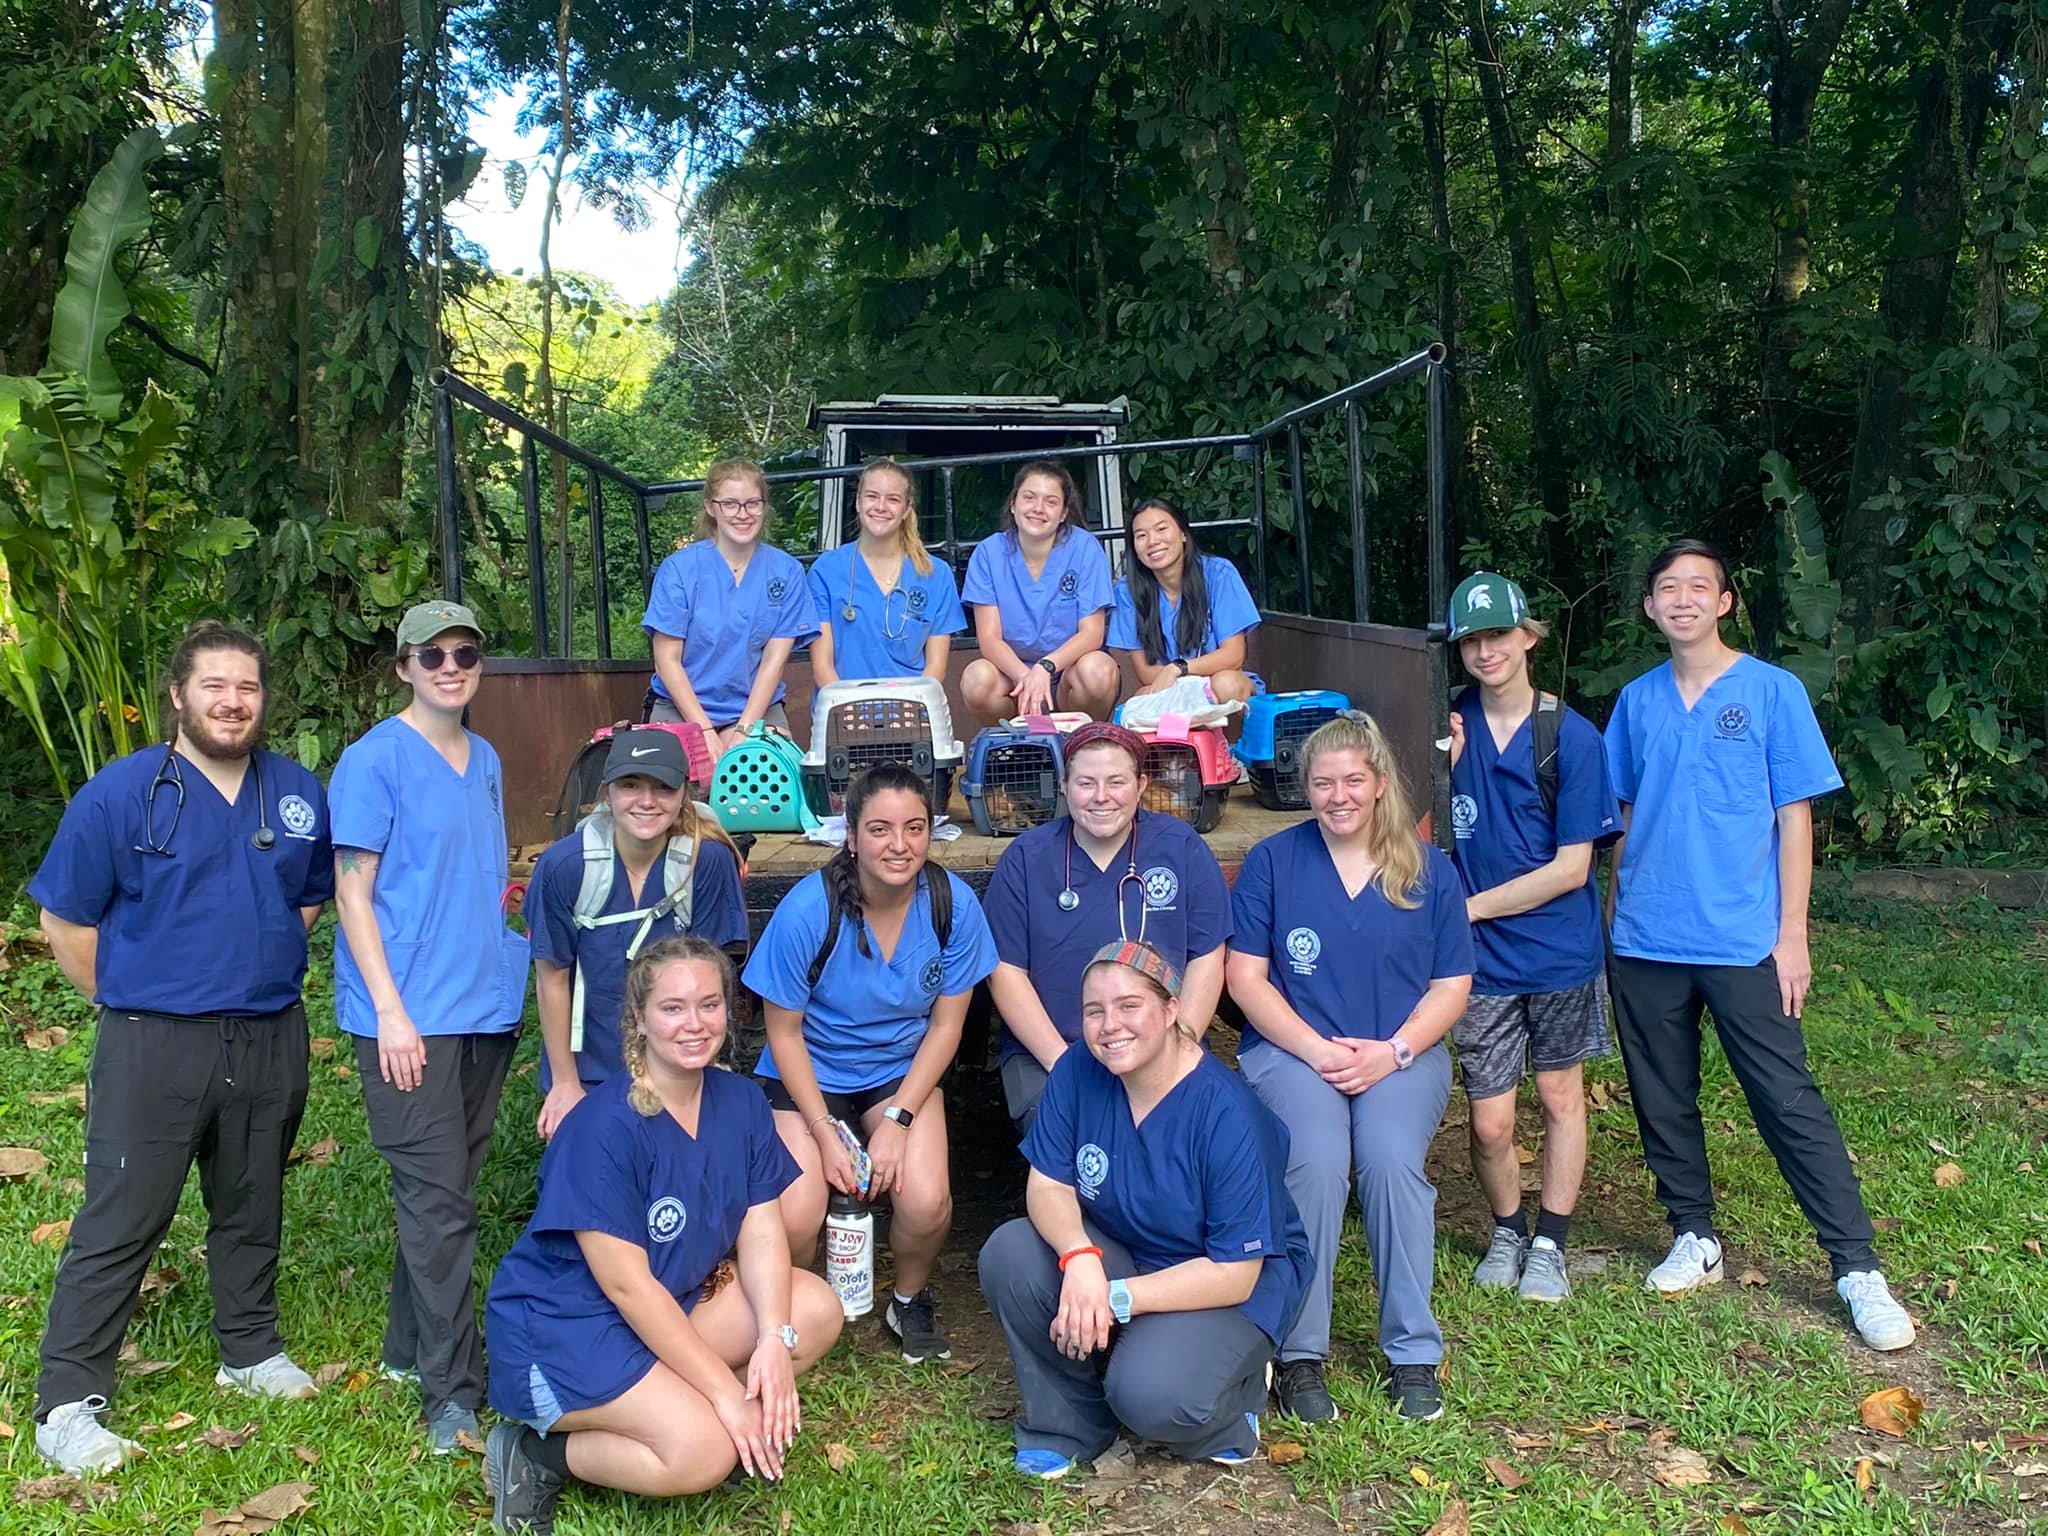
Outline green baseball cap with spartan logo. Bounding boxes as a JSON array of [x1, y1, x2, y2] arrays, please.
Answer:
[[395, 599, 484, 648], [1447, 572, 1533, 640]]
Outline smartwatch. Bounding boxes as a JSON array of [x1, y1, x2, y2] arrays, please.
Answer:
[[773, 1323, 799, 1352], [1389, 1036, 1415, 1071], [883, 1104, 914, 1129], [1174, 659, 1191, 677], [1107, 1278, 1133, 1324], [1036, 657, 1058, 676]]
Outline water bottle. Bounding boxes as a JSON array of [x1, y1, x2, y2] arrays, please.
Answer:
[[825, 1190, 875, 1319]]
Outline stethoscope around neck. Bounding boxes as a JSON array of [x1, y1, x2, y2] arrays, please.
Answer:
[[135, 741, 275, 857], [1058, 818, 1147, 945]]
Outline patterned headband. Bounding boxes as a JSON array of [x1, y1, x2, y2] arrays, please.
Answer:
[[1087, 939, 1184, 998], [1064, 721, 1148, 771]]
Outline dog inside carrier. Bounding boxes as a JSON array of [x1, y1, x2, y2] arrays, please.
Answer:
[[1135, 715, 1234, 833], [1237, 690, 1351, 810], [963, 718, 1068, 837], [801, 677, 964, 816], [550, 720, 713, 838]]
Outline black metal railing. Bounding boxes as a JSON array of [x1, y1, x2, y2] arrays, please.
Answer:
[[431, 341, 1450, 655]]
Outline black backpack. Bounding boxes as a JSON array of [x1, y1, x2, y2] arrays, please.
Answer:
[[1452, 688, 1564, 821], [807, 866, 955, 988]]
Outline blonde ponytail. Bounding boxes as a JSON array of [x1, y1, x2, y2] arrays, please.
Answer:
[[1299, 712, 1426, 909]]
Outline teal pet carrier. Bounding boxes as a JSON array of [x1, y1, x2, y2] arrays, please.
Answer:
[[708, 724, 820, 835]]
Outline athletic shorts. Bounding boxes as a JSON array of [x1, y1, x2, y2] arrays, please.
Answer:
[[756, 1074, 907, 1124], [1453, 973, 1612, 1101]]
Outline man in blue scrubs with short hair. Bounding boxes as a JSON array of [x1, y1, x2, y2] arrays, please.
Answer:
[[1605, 538, 1914, 1351], [29, 622, 333, 1474]]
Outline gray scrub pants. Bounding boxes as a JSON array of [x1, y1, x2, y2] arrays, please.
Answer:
[[1240, 1040, 1452, 1366], [355, 1030, 517, 1414], [646, 697, 790, 734], [1000, 1054, 1051, 1137], [979, 1218, 1270, 1463]]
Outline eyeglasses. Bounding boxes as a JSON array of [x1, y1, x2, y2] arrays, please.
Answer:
[[708, 497, 767, 516], [412, 643, 483, 672]]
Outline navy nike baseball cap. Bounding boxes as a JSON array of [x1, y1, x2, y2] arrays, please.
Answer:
[[601, 729, 689, 790]]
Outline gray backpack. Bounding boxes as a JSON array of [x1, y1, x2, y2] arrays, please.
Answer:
[[568, 810, 700, 1051]]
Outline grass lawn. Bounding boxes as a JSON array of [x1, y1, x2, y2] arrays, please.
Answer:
[[0, 889, 2044, 1534]]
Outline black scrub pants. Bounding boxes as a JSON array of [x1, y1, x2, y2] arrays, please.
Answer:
[[36, 1006, 310, 1419], [355, 1030, 516, 1415], [1609, 955, 1879, 1278]]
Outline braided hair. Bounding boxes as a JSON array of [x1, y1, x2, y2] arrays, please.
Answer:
[[1124, 497, 1213, 667], [620, 934, 736, 1117], [820, 761, 936, 971]]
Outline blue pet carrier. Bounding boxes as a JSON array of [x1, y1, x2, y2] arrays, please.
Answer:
[[1236, 690, 1351, 810], [962, 718, 1068, 837]]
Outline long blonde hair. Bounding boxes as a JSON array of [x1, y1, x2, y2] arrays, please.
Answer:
[[1300, 712, 1425, 910], [620, 934, 736, 1116], [693, 458, 771, 542], [856, 458, 933, 577]]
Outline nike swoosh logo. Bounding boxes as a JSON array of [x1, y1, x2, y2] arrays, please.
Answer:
[[631, 747, 661, 757]]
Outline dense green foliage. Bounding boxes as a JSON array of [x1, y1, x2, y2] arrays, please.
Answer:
[[1, 0, 2044, 878]]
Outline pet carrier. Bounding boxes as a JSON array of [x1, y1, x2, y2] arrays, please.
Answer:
[[709, 723, 819, 834], [1131, 714, 1235, 833], [963, 717, 1069, 837], [549, 720, 715, 838], [1236, 690, 1351, 810], [801, 677, 965, 816]]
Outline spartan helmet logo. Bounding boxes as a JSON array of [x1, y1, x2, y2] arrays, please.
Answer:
[[1467, 587, 1494, 611]]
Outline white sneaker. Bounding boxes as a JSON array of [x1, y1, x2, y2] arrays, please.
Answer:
[[1837, 1271, 1916, 1351], [1645, 1233, 1724, 1296], [216, 1352, 318, 1399], [35, 1396, 141, 1474]]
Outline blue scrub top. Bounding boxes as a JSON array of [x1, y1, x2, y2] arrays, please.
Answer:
[[1603, 653, 1843, 967], [807, 543, 966, 681], [1022, 1048, 1310, 1347], [744, 869, 999, 1094], [642, 541, 820, 723], [1449, 693, 1621, 995], [29, 746, 335, 1016], [1231, 823, 1474, 1048], [485, 1071, 799, 1417], [982, 811, 1232, 1063], [528, 832, 749, 1090], [961, 528, 1112, 665], [330, 718, 518, 1037], [1107, 554, 1261, 664]]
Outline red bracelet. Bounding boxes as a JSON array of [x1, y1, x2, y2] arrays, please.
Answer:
[[1057, 1245, 1103, 1272]]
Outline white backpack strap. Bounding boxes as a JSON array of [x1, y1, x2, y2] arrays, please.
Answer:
[[568, 815, 620, 1054]]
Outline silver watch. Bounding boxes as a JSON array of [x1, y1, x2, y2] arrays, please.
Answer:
[[1389, 1036, 1415, 1070], [773, 1323, 798, 1352]]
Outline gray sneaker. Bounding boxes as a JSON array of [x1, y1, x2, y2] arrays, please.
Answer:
[[1473, 1226, 1527, 1290], [36, 1396, 140, 1474], [427, 1399, 479, 1455], [217, 1352, 318, 1399], [1517, 1241, 1570, 1303]]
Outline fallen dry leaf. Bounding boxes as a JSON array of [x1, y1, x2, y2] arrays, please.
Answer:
[[196, 1478, 314, 1534], [1423, 1499, 1471, 1536], [312, 1362, 348, 1388], [12, 1473, 117, 1510], [1933, 1162, 1966, 1188], [292, 1446, 319, 1466], [291, 1136, 340, 1167], [1858, 1386, 1926, 1437], [27, 1084, 85, 1107], [824, 1441, 855, 1472], [200, 1420, 260, 1450], [2025, 1238, 2043, 1259], [2011, 1461, 2048, 1478], [0, 1421, 11, 1439], [31, 1219, 70, 1247], [1268, 1441, 1306, 1466], [778, 1510, 792, 1536], [455, 1428, 485, 1455], [330, 1064, 356, 1079], [22, 1026, 69, 1051], [1409, 1464, 1434, 1486], [139, 1412, 197, 1437], [1855, 1457, 1876, 1494], [342, 1368, 374, 1392], [1513, 1145, 1536, 1165], [0, 1147, 49, 1180], [1650, 1445, 1714, 1489], [138, 1264, 182, 1297], [2019, 1161, 2035, 1174], [308, 1037, 336, 1059], [1737, 1268, 1769, 1288], [1508, 1432, 1551, 1451], [1484, 1456, 1528, 1489], [122, 1357, 174, 1377], [1718, 1517, 1751, 1535]]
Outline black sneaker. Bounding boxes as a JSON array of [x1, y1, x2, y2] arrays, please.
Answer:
[[885, 1289, 953, 1363], [1274, 1358, 1339, 1423], [1388, 1365, 1444, 1422], [484, 1422, 564, 1535]]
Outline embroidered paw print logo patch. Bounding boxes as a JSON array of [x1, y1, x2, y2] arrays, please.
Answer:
[[279, 794, 317, 838], [1143, 865, 1179, 909], [647, 1196, 687, 1244], [908, 588, 928, 613], [1715, 704, 1751, 738], [1076, 1143, 1109, 1199], [1059, 570, 1079, 596], [1451, 793, 1478, 838], [1285, 926, 1322, 975], [768, 577, 789, 603], [920, 957, 945, 994]]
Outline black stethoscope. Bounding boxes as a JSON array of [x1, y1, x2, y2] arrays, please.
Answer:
[[135, 743, 275, 857], [1057, 820, 1148, 944]]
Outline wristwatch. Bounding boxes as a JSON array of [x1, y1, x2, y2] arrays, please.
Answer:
[[883, 1104, 914, 1129], [772, 1323, 798, 1352], [1174, 659, 1191, 677], [1107, 1278, 1133, 1324], [1389, 1036, 1415, 1071], [1036, 657, 1058, 675]]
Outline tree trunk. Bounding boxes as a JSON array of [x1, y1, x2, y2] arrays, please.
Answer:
[[1838, 0, 2009, 637], [1604, 0, 1642, 338], [1463, 0, 1572, 581], [1168, 11, 1249, 282], [1322, 7, 1406, 232], [538, 0, 575, 652], [1418, 57, 1476, 560]]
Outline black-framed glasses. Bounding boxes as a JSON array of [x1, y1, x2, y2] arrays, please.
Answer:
[[412, 643, 482, 672], [708, 497, 767, 516]]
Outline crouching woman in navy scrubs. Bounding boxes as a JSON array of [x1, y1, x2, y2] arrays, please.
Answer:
[[1226, 714, 1474, 1425], [743, 762, 998, 1365], [979, 941, 1309, 1478], [483, 936, 844, 1533]]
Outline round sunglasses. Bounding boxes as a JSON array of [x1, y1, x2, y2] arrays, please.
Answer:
[[409, 643, 483, 672]]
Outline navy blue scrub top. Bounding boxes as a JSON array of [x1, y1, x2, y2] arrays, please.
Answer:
[[1022, 1047, 1310, 1346], [1230, 822, 1474, 1047], [30, 745, 336, 1015], [981, 811, 1232, 1063]]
